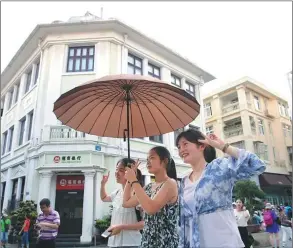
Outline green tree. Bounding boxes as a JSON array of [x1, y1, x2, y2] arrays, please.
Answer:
[[233, 180, 265, 213]]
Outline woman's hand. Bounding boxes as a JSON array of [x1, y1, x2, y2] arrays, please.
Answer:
[[130, 159, 141, 175], [108, 225, 123, 236], [125, 167, 138, 184], [198, 133, 225, 150], [101, 171, 110, 185]]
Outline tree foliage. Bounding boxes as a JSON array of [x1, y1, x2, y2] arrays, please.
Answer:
[[233, 180, 265, 212], [10, 201, 38, 242]]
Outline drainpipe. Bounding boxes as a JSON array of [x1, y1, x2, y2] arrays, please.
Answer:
[[31, 38, 44, 146]]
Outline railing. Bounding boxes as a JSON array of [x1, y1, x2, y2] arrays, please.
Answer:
[[222, 102, 240, 114], [50, 126, 86, 140], [251, 127, 256, 135], [224, 125, 243, 138]]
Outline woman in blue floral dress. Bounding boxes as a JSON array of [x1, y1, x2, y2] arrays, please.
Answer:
[[176, 129, 266, 248], [122, 146, 179, 248]]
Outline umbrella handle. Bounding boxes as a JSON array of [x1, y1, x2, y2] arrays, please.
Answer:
[[123, 129, 127, 142]]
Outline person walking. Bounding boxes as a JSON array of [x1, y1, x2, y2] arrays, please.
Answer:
[[234, 199, 251, 248], [19, 214, 31, 248], [175, 129, 266, 248], [35, 198, 60, 248], [100, 158, 143, 248], [279, 208, 292, 248], [264, 203, 280, 248], [1, 214, 11, 248]]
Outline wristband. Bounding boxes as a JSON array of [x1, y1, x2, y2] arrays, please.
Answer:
[[131, 181, 140, 187], [222, 143, 230, 153]]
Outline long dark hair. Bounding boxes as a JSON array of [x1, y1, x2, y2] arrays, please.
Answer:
[[117, 158, 144, 186], [175, 128, 217, 163], [151, 146, 177, 180]]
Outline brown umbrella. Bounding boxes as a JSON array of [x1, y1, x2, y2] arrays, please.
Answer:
[[53, 74, 200, 160]]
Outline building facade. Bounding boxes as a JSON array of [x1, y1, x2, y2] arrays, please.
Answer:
[[203, 77, 292, 206], [0, 13, 215, 243]]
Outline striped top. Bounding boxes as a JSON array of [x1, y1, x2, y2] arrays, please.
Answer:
[[36, 210, 60, 240]]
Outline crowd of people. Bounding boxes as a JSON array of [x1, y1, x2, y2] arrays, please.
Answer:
[[1, 129, 292, 248]]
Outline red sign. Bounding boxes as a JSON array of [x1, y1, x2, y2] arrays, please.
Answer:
[[54, 156, 60, 163], [56, 175, 85, 190]]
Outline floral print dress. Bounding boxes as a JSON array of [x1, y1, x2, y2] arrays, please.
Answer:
[[140, 182, 179, 248]]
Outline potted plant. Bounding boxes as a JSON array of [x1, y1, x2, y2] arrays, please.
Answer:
[[94, 215, 111, 244]]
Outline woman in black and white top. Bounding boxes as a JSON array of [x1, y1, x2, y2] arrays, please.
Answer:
[[234, 199, 251, 248], [100, 158, 143, 248]]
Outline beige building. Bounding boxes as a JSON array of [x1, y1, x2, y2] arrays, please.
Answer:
[[203, 76, 292, 205]]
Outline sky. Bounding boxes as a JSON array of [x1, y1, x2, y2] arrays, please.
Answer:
[[1, 1, 292, 103]]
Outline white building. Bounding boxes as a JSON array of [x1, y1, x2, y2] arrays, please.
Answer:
[[1, 12, 215, 243]]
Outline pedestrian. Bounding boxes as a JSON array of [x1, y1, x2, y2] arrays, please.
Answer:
[[123, 146, 179, 248], [264, 203, 280, 248], [35, 198, 60, 248], [19, 214, 31, 248], [234, 199, 250, 248], [279, 208, 292, 248], [100, 158, 143, 248], [284, 202, 292, 220], [1, 214, 11, 248], [175, 129, 266, 248]]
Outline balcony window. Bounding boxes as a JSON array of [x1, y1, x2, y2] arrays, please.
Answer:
[[149, 135, 163, 144], [171, 74, 181, 87], [254, 142, 268, 161], [223, 118, 243, 138], [249, 116, 256, 134], [7, 126, 14, 152], [128, 54, 142, 75], [27, 111, 34, 141], [18, 117, 26, 146], [254, 96, 261, 111], [283, 124, 292, 137], [24, 71, 32, 94], [287, 146, 292, 165], [186, 82, 195, 97], [258, 118, 265, 135], [206, 125, 214, 135], [148, 63, 160, 79], [67, 46, 95, 72], [204, 103, 212, 118], [7, 90, 13, 110], [189, 125, 200, 131], [230, 141, 245, 150], [33, 62, 40, 85], [14, 84, 20, 104], [1, 131, 8, 155]]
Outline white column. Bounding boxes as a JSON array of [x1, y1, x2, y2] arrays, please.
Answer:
[[23, 113, 30, 143], [198, 77, 206, 132], [15, 177, 23, 201], [2, 168, 12, 212], [24, 159, 36, 201], [81, 171, 95, 243], [19, 74, 27, 98], [50, 174, 57, 209], [37, 172, 53, 212], [94, 172, 103, 220], [181, 77, 186, 89], [121, 46, 128, 74], [142, 58, 148, 76]]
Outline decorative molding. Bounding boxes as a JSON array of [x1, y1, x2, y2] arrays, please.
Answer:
[[11, 165, 26, 179], [1, 173, 5, 182]]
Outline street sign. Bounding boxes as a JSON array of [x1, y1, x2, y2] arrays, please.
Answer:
[[95, 145, 101, 151]]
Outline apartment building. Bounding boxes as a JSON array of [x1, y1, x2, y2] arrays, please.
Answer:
[[0, 12, 215, 243], [203, 77, 292, 206]]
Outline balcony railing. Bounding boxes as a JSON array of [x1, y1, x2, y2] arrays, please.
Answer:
[[224, 124, 243, 138], [50, 126, 86, 140], [222, 102, 240, 114], [41, 125, 102, 143]]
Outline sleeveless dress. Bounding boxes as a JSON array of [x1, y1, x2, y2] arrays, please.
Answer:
[[140, 182, 179, 248]]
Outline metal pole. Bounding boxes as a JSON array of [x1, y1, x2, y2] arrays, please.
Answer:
[[126, 90, 131, 161]]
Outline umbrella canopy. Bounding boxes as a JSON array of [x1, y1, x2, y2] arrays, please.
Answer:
[[53, 74, 200, 139]]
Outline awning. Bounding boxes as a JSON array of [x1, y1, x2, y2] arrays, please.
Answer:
[[259, 173, 292, 187]]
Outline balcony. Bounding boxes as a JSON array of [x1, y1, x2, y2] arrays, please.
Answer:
[[221, 92, 239, 114], [223, 117, 243, 138], [222, 102, 240, 114], [41, 125, 102, 143], [264, 109, 274, 118]]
